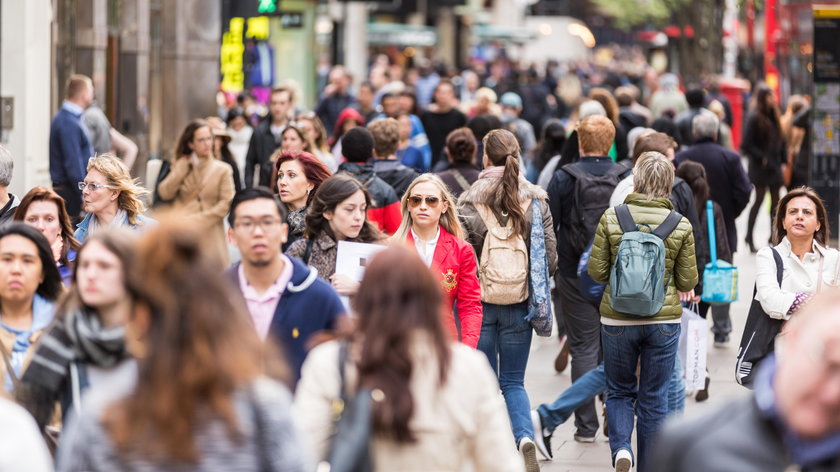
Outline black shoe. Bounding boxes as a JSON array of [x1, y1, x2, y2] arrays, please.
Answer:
[[713, 334, 730, 348], [695, 375, 711, 402], [745, 236, 757, 253], [531, 410, 553, 460]]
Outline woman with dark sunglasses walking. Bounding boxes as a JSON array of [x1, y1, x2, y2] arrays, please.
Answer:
[[391, 174, 482, 348]]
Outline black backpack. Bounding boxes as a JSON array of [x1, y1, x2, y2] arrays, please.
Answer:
[[561, 163, 626, 257]]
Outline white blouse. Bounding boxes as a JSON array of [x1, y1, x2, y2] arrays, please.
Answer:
[[755, 237, 840, 320]]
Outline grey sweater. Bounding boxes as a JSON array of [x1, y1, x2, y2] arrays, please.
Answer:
[[56, 377, 310, 472]]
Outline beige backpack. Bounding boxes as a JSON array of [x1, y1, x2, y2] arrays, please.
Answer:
[[474, 202, 530, 305]]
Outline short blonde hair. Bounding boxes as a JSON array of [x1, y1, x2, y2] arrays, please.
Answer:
[[577, 115, 615, 156], [87, 153, 148, 226], [368, 118, 400, 158], [634, 151, 674, 200]]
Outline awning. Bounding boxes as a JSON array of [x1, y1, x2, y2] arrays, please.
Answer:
[[367, 23, 438, 47], [473, 24, 537, 43]]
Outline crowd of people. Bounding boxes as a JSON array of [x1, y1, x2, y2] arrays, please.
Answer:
[[0, 54, 836, 472]]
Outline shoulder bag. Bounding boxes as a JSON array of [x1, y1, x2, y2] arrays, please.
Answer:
[[320, 341, 373, 472]]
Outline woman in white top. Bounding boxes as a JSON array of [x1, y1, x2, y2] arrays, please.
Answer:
[[755, 187, 840, 320]]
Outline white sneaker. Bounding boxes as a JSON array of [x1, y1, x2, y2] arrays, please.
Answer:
[[614, 448, 633, 472], [518, 437, 540, 472]]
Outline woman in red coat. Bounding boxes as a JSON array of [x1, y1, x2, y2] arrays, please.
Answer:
[[392, 174, 483, 347]]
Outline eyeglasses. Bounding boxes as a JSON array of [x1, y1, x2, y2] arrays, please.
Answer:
[[78, 182, 112, 192], [408, 196, 441, 208], [234, 218, 282, 233]]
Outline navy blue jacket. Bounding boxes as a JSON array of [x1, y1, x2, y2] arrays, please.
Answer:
[[49, 106, 93, 185], [226, 257, 346, 382]]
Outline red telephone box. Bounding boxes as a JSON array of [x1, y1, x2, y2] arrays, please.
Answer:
[[719, 78, 751, 151]]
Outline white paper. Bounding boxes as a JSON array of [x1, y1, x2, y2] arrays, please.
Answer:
[[335, 241, 387, 313]]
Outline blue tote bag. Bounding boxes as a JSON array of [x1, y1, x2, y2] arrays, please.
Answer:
[[701, 200, 738, 304]]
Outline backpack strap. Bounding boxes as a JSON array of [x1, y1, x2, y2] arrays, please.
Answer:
[[474, 203, 503, 231], [606, 164, 629, 178], [615, 204, 637, 234], [652, 210, 683, 241], [448, 168, 471, 192]]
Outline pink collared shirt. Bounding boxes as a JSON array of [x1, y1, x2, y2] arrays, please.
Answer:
[[237, 255, 294, 340]]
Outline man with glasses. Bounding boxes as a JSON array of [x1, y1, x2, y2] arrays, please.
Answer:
[[652, 290, 840, 471], [226, 187, 345, 383]]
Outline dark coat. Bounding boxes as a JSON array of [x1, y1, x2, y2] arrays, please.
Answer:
[[650, 395, 840, 472], [372, 159, 419, 199], [436, 163, 481, 199], [244, 120, 280, 188], [337, 162, 401, 235], [742, 112, 785, 188], [675, 139, 752, 252]]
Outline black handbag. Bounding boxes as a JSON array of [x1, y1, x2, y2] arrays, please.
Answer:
[[321, 341, 373, 472], [735, 248, 783, 388]]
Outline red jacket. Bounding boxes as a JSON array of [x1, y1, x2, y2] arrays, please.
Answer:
[[407, 226, 483, 348]]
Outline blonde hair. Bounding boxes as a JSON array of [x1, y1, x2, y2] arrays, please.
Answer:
[[634, 151, 674, 200], [87, 153, 148, 225], [392, 174, 465, 242], [577, 115, 615, 156]]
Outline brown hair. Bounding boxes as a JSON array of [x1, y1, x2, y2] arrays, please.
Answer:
[[304, 174, 384, 242], [676, 161, 709, 218], [270, 85, 294, 103], [578, 115, 615, 156], [482, 129, 527, 237], [588, 88, 619, 125], [281, 125, 311, 152], [173, 119, 210, 160], [632, 132, 677, 163], [14, 187, 80, 267], [368, 118, 401, 158], [104, 219, 288, 463], [353, 247, 451, 443], [773, 187, 830, 246], [445, 127, 476, 164]]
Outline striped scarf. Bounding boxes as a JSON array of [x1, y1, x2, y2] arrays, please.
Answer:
[[22, 307, 126, 393]]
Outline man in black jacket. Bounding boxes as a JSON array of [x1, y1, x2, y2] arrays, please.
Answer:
[[368, 118, 418, 198], [244, 86, 294, 188], [651, 292, 840, 472], [675, 113, 752, 253]]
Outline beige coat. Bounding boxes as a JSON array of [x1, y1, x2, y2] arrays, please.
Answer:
[[294, 339, 524, 472], [158, 157, 235, 267]]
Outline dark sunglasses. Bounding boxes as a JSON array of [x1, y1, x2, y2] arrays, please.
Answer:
[[408, 195, 441, 208]]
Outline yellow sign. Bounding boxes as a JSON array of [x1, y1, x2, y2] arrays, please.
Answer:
[[813, 5, 840, 18], [220, 18, 245, 93], [247, 17, 270, 40]]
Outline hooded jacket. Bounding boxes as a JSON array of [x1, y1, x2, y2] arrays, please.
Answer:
[[588, 194, 698, 323], [337, 162, 402, 235], [226, 257, 345, 382]]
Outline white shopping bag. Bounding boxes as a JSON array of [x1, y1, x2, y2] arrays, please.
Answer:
[[679, 304, 708, 391]]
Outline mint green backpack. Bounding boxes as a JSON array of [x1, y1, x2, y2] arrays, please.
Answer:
[[609, 205, 682, 317]]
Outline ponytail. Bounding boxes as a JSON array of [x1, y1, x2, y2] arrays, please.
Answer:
[[483, 129, 527, 237]]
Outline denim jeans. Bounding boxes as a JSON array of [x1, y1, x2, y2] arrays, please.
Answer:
[[537, 355, 684, 434], [538, 364, 606, 431], [477, 301, 533, 443], [602, 323, 680, 472]]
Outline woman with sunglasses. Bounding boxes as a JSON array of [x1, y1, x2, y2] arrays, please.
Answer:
[[74, 154, 156, 243], [392, 174, 482, 348]]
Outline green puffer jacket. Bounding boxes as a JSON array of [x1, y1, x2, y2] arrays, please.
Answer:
[[588, 194, 698, 322]]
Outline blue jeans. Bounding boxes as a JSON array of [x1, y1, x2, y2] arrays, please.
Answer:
[[477, 301, 533, 443], [602, 323, 680, 472], [538, 364, 606, 431]]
